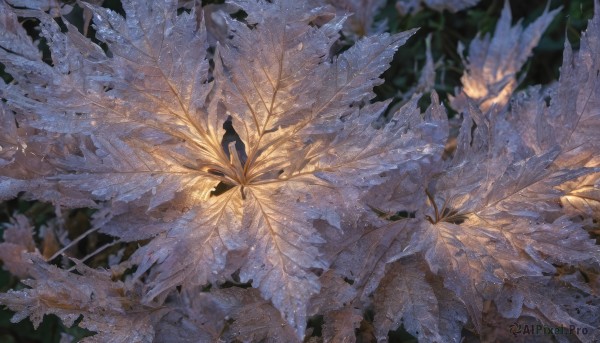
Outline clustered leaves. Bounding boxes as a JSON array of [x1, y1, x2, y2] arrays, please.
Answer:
[[0, 0, 599, 342]]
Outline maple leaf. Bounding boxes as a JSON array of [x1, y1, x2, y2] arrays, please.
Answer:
[[451, 1, 560, 113], [0, 214, 36, 278], [0, 0, 447, 338], [156, 287, 298, 342], [0, 254, 166, 343], [373, 256, 442, 341], [504, 1, 600, 220], [372, 257, 468, 342], [1, 0, 598, 341], [408, 98, 599, 332], [330, 3, 600, 339]]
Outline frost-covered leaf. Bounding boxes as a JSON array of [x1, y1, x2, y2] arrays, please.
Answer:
[[220, 288, 298, 343], [55, 135, 220, 210], [402, 22, 600, 330], [5, 0, 72, 16], [505, 3, 600, 220], [451, 1, 559, 113], [419, 214, 599, 329], [0, 104, 20, 167], [373, 256, 442, 342], [428, 272, 468, 343], [0, 0, 449, 338], [322, 305, 363, 343], [237, 185, 327, 335], [499, 276, 600, 342], [0, 102, 39, 200], [2, 0, 598, 341], [506, 2, 600, 157], [309, 270, 358, 315], [408, 96, 599, 332], [157, 287, 297, 342], [130, 191, 243, 301], [560, 157, 600, 219], [0, 214, 36, 278], [0, 254, 165, 343], [366, 6, 600, 332], [327, 0, 388, 38], [330, 94, 447, 299]]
